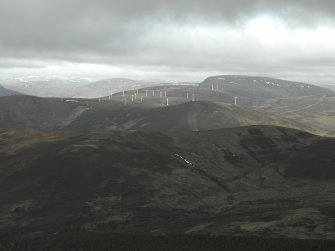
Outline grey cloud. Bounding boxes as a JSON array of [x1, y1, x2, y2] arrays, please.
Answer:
[[0, 0, 333, 51], [1, 0, 335, 83]]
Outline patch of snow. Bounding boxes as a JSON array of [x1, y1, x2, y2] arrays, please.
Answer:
[[174, 154, 194, 167], [172, 83, 198, 86]]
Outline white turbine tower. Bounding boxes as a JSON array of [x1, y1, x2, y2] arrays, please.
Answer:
[[146, 90, 148, 97], [234, 96, 237, 105], [192, 93, 195, 102], [166, 98, 169, 106]]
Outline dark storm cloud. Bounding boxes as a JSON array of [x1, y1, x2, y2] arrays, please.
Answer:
[[1, 0, 335, 82]]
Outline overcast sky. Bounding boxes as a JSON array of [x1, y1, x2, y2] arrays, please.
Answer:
[[1, 0, 335, 83]]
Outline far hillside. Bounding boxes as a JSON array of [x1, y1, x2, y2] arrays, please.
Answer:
[[0, 85, 20, 97], [200, 75, 334, 100], [0, 95, 302, 133]]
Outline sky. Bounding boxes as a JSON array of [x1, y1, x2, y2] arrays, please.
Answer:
[[1, 0, 335, 84]]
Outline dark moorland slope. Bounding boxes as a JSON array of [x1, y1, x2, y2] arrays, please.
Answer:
[[0, 95, 302, 132], [1, 126, 335, 241]]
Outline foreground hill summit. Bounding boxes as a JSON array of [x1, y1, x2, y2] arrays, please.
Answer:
[[1, 126, 335, 240]]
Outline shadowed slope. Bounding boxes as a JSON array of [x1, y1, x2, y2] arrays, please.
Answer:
[[1, 126, 335, 240], [0, 95, 303, 133]]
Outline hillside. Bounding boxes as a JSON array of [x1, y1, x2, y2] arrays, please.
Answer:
[[0, 95, 91, 131], [0, 85, 20, 97], [254, 95, 335, 136], [1, 126, 335, 240], [200, 75, 334, 100], [0, 96, 303, 132], [66, 101, 302, 132]]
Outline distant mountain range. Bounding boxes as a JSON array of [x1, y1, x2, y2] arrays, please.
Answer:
[[2, 75, 333, 100], [73, 78, 161, 98], [0, 77, 91, 97], [1, 77, 161, 98]]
